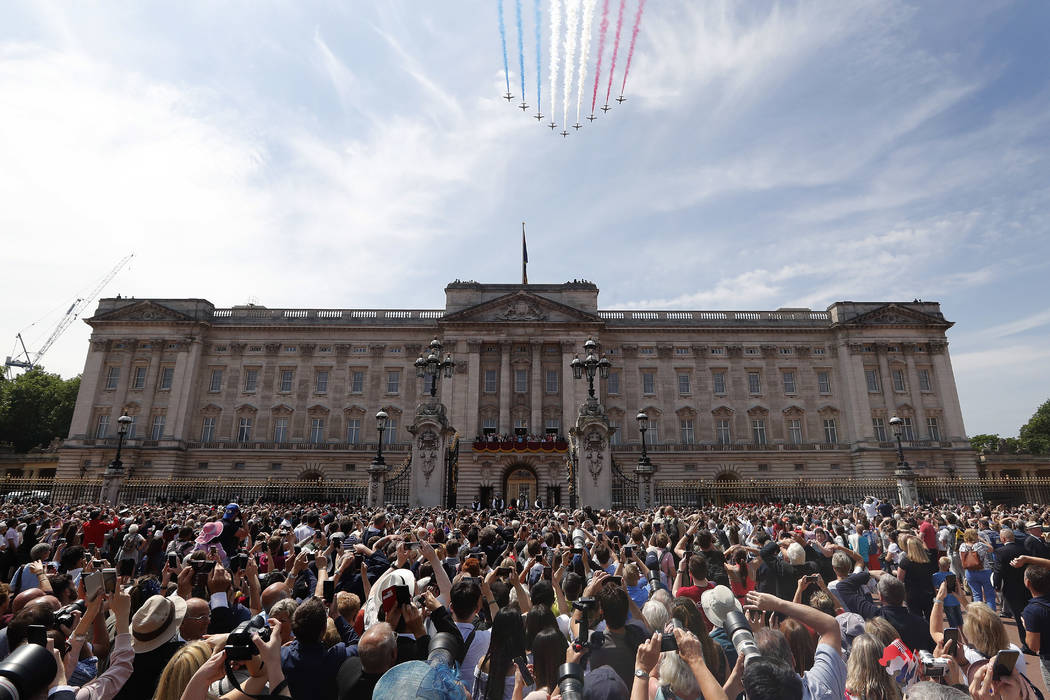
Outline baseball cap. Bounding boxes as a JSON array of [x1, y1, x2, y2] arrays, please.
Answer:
[[583, 665, 628, 700]]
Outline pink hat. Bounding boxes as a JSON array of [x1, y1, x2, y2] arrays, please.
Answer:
[[195, 521, 223, 544]]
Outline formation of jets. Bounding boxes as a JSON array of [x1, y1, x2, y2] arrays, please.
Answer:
[[506, 93, 628, 137]]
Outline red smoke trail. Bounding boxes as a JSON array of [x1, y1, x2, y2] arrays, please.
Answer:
[[603, 0, 626, 107], [619, 0, 646, 97], [590, 0, 610, 114]]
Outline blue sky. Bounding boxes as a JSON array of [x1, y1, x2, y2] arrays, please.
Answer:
[[1, 1, 1048, 437]]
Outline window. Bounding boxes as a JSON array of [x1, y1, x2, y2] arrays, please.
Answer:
[[830, 463, 840, 470], [817, 371, 831, 394], [310, 418, 325, 443], [269, 417, 288, 442], [384, 418, 398, 444], [515, 418, 529, 432], [813, 347, 826, 356], [648, 421, 659, 444], [872, 417, 887, 442], [712, 372, 726, 395], [710, 347, 725, 356], [745, 347, 759, 356], [892, 368, 906, 392], [609, 425, 621, 445], [640, 347, 655, 355], [823, 419, 838, 444], [271, 462, 283, 471], [642, 372, 656, 395], [546, 370, 559, 393], [747, 372, 761, 394], [675, 347, 690, 355], [515, 369, 528, 393], [927, 417, 940, 441], [386, 371, 400, 394], [482, 417, 498, 435], [150, 415, 165, 440], [197, 461, 208, 470], [209, 369, 223, 392], [794, 463, 805, 472], [126, 416, 136, 438], [279, 370, 293, 392], [96, 415, 110, 438], [346, 418, 360, 443], [484, 370, 498, 393], [132, 366, 147, 390], [902, 417, 915, 441], [350, 371, 365, 394], [680, 419, 695, 444], [201, 417, 215, 442], [545, 418, 560, 435], [865, 369, 880, 393], [677, 374, 691, 395], [423, 374, 436, 395], [234, 462, 246, 471], [160, 367, 174, 390], [918, 369, 932, 392], [237, 417, 252, 442], [607, 372, 620, 394], [782, 371, 796, 394], [140, 460, 151, 470], [788, 419, 802, 444], [105, 366, 120, 390], [717, 419, 731, 445], [315, 370, 329, 393], [752, 420, 767, 445], [779, 347, 793, 355], [757, 463, 769, 472], [243, 369, 258, 392]]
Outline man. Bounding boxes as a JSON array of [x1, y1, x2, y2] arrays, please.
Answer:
[[673, 553, 716, 608], [9, 543, 52, 595], [114, 594, 186, 700], [1022, 564, 1050, 690], [337, 622, 398, 699], [179, 598, 211, 641], [996, 528, 1032, 646], [702, 585, 742, 667], [218, 503, 247, 557], [533, 495, 543, 510], [294, 511, 318, 544], [471, 497, 482, 512], [280, 596, 358, 698], [1026, 522, 1050, 559], [81, 510, 121, 550], [571, 572, 647, 688], [919, 515, 939, 557], [491, 494, 505, 512], [448, 579, 492, 690]]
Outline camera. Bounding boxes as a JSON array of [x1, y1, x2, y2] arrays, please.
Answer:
[[572, 529, 586, 553], [426, 632, 461, 668], [224, 619, 272, 661], [55, 600, 87, 630], [570, 598, 604, 652], [647, 568, 662, 595], [557, 662, 585, 700], [0, 642, 58, 700], [917, 650, 949, 678], [723, 610, 761, 663]]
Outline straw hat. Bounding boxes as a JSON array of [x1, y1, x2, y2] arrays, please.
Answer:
[[131, 594, 187, 653]]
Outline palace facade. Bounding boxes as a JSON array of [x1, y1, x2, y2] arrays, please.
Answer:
[[58, 280, 976, 506]]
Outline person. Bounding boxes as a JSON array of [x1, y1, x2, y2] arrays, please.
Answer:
[[280, 596, 358, 697], [1026, 522, 1050, 559], [472, 498, 482, 512], [449, 578, 493, 691], [1022, 564, 1050, 690], [673, 552, 716, 607], [930, 599, 1028, 682], [571, 571, 647, 688], [959, 528, 995, 609], [634, 627, 727, 700], [217, 503, 246, 558], [81, 510, 121, 551], [995, 529, 1032, 646], [474, 607, 528, 700], [338, 621, 398, 699], [897, 535, 936, 621], [701, 585, 742, 668], [113, 593, 187, 700], [522, 627, 567, 700], [152, 640, 213, 700], [844, 635, 899, 700], [931, 556, 964, 628]]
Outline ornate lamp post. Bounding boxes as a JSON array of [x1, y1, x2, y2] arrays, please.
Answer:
[[415, 338, 455, 397], [109, 415, 133, 473], [367, 410, 389, 507], [889, 415, 918, 507], [570, 337, 611, 404], [100, 414, 133, 505], [635, 410, 653, 509]]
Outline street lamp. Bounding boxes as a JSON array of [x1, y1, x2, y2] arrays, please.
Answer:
[[368, 410, 390, 508], [571, 337, 611, 403], [108, 415, 133, 473], [636, 410, 653, 508], [889, 415, 910, 472], [415, 338, 455, 397], [373, 410, 389, 468]]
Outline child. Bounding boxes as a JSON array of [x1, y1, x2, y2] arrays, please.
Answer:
[[932, 556, 963, 627]]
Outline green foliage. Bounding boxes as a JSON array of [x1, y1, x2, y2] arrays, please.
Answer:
[[970, 434, 1002, 452], [0, 369, 81, 452]]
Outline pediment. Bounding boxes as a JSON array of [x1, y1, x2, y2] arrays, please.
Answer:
[[90, 301, 195, 323], [440, 291, 602, 325], [838, 303, 951, 329]]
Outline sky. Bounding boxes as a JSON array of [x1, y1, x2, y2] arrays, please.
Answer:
[[1, 1, 1048, 437]]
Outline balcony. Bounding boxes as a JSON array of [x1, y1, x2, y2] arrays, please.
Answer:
[[184, 441, 410, 452], [471, 435, 569, 453], [611, 442, 850, 453]]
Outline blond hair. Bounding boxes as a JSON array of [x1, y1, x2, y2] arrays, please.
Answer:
[[904, 536, 929, 563], [624, 563, 641, 587], [154, 640, 216, 700], [964, 528, 979, 544], [962, 602, 1009, 659], [846, 634, 902, 699], [864, 617, 898, 648]]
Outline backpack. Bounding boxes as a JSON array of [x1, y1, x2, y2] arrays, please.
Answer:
[[961, 544, 983, 571], [951, 526, 965, 553]]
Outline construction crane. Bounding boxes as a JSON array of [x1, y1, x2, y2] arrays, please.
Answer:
[[5, 253, 134, 371]]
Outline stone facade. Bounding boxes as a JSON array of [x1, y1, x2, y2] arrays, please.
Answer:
[[58, 281, 976, 505]]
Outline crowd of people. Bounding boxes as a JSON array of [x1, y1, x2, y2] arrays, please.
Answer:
[[0, 494, 1049, 699]]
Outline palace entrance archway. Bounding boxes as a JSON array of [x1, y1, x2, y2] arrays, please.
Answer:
[[504, 464, 538, 506]]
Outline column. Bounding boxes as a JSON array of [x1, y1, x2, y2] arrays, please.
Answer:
[[466, 341, 481, 438], [499, 343, 511, 434], [531, 342, 542, 433], [69, 340, 107, 440], [169, 339, 204, 441], [932, 347, 967, 441], [835, 340, 870, 445], [903, 350, 928, 439], [562, 342, 577, 429], [876, 348, 895, 418]]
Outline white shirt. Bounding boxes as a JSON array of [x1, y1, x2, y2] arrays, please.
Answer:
[[863, 500, 879, 520], [455, 620, 492, 691], [293, 523, 315, 543]]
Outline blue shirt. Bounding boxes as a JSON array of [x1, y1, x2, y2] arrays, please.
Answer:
[[1022, 596, 1050, 660], [280, 640, 357, 699], [931, 571, 959, 606]]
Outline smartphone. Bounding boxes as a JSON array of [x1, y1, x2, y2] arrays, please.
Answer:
[[943, 628, 960, 646], [88, 543, 97, 557], [102, 568, 117, 595], [660, 633, 678, 652], [543, 565, 553, 581], [323, 580, 335, 603], [27, 625, 48, 646], [945, 573, 957, 593], [84, 571, 103, 601], [993, 650, 1020, 680], [208, 545, 218, 558], [394, 584, 411, 605], [306, 551, 316, 563], [609, 575, 623, 586], [513, 655, 534, 686], [167, 553, 180, 569], [496, 566, 512, 578]]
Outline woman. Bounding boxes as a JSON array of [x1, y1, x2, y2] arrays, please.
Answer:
[[780, 618, 816, 676], [476, 607, 530, 700], [897, 535, 936, 620], [523, 628, 568, 700], [845, 634, 902, 699], [153, 640, 214, 700], [930, 600, 1028, 681], [959, 528, 995, 608], [671, 598, 727, 684], [724, 546, 758, 607], [654, 651, 701, 700]]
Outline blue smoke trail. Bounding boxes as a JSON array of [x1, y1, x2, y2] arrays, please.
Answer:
[[516, 0, 526, 101], [498, 0, 511, 95], [534, 0, 541, 112]]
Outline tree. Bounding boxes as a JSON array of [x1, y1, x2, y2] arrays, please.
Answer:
[[0, 369, 81, 452], [970, 434, 1002, 453], [1020, 399, 1050, 455]]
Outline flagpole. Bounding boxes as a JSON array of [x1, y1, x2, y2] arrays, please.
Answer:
[[522, 222, 528, 285]]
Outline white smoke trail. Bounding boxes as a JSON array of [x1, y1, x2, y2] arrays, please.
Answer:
[[548, 0, 562, 125], [561, 0, 580, 130], [574, 0, 597, 124]]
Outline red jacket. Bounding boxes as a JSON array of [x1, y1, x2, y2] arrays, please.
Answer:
[[82, 516, 121, 548]]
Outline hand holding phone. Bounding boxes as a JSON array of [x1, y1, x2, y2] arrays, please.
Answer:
[[993, 649, 1019, 680], [513, 656, 534, 686]]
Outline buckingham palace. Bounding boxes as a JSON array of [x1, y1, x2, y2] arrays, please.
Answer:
[[57, 279, 975, 508]]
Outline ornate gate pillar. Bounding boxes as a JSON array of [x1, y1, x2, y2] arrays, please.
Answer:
[[571, 402, 613, 509], [408, 400, 457, 507]]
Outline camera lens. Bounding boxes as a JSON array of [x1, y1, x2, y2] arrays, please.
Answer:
[[0, 643, 58, 700], [557, 662, 585, 700]]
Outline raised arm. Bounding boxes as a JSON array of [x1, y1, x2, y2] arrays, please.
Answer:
[[746, 590, 841, 650]]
